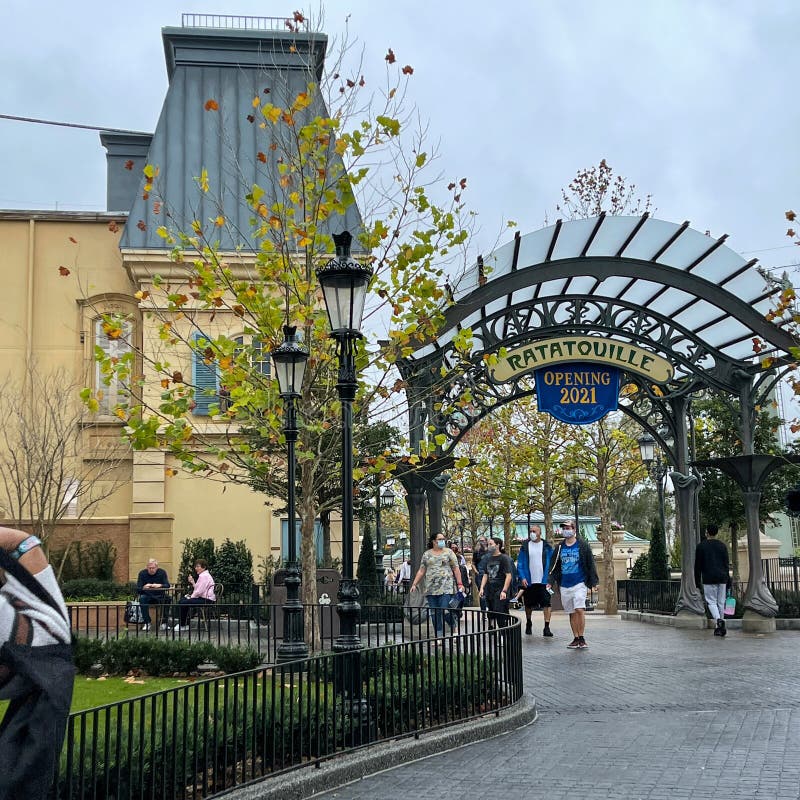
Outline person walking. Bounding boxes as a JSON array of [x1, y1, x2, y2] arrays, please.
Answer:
[[694, 523, 732, 637], [547, 521, 599, 649], [479, 537, 514, 629], [410, 534, 464, 637], [516, 524, 554, 637], [396, 557, 412, 593]]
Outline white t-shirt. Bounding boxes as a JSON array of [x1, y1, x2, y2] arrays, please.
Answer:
[[528, 540, 544, 584]]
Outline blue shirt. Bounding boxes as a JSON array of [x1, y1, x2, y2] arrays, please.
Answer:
[[559, 541, 585, 588]]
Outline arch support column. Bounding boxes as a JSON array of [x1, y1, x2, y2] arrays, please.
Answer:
[[673, 470, 705, 617]]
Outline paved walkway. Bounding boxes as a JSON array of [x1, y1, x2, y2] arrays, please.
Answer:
[[314, 612, 800, 800]]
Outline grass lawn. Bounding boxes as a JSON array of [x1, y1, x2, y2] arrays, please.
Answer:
[[1, 675, 190, 715]]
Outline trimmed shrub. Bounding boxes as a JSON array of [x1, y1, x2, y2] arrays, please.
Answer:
[[52, 540, 118, 582], [213, 538, 254, 593], [62, 578, 133, 600], [72, 635, 261, 676], [629, 552, 650, 579]]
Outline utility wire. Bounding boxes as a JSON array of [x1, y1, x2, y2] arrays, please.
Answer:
[[0, 112, 150, 136]]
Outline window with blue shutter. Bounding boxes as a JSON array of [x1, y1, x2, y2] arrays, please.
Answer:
[[191, 332, 219, 416]]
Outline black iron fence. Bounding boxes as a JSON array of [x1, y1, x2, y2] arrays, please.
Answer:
[[55, 607, 522, 799], [617, 579, 681, 614]]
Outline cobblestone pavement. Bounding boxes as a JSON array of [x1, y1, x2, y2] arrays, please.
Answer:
[[314, 612, 800, 800]]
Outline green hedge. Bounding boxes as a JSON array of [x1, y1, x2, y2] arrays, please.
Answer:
[[72, 635, 262, 676], [58, 648, 503, 797], [62, 578, 133, 600]]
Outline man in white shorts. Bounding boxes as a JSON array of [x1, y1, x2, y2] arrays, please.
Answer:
[[547, 522, 599, 649]]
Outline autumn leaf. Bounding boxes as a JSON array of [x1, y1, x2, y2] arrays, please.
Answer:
[[172, 371, 183, 383], [108, 220, 119, 233], [124, 160, 134, 170], [215, 215, 225, 227], [232, 304, 245, 317], [257, 152, 267, 163], [204, 99, 219, 111], [385, 48, 396, 64], [165, 468, 177, 477], [134, 290, 150, 301], [293, 10, 305, 22], [160, 378, 170, 389], [459, 178, 467, 189], [402, 65, 414, 75], [69, 236, 78, 244], [787, 210, 797, 222], [137, 220, 146, 232], [246, 114, 255, 123], [262, 104, 281, 124], [252, 96, 261, 108], [58, 266, 70, 277]]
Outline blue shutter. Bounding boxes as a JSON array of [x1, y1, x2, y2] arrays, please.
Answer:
[[192, 332, 219, 416]]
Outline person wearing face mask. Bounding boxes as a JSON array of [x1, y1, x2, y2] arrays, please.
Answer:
[[410, 535, 464, 637], [547, 521, 598, 649], [516, 524, 554, 637], [479, 537, 514, 628]]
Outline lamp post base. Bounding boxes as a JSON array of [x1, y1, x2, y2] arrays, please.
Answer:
[[333, 578, 371, 744], [276, 562, 309, 663]]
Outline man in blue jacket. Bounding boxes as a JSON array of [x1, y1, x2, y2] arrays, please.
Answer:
[[516, 524, 554, 637]]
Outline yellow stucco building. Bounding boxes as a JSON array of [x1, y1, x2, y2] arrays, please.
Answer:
[[0, 20, 356, 583]]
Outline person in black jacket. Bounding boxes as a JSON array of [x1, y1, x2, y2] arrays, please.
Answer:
[[694, 523, 731, 637]]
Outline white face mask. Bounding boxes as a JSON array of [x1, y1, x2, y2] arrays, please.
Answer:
[[436, 540, 445, 548]]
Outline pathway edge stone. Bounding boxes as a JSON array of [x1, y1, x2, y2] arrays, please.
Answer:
[[222, 693, 537, 800]]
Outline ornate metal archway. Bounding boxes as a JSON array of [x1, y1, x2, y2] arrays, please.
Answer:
[[396, 213, 797, 624]]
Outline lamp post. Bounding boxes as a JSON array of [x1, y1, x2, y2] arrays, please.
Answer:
[[526, 494, 536, 533], [486, 492, 498, 539], [271, 325, 309, 662], [566, 468, 586, 537], [638, 433, 668, 538], [317, 231, 374, 708], [456, 505, 467, 553], [373, 485, 396, 586], [627, 547, 634, 574]]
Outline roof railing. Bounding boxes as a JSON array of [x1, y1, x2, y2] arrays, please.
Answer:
[[181, 13, 310, 32]]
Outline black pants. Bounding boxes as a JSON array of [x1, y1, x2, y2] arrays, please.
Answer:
[[485, 590, 511, 628], [177, 597, 213, 625]]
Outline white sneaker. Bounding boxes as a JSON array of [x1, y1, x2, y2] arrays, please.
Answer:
[[160, 623, 171, 630], [141, 624, 151, 632], [174, 623, 190, 631]]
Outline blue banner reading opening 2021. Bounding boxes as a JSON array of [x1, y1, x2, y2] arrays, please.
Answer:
[[534, 364, 620, 424]]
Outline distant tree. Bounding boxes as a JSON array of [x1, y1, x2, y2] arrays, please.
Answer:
[[629, 552, 650, 580], [356, 521, 380, 602], [555, 158, 652, 220], [0, 365, 128, 576], [648, 519, 669, 581]]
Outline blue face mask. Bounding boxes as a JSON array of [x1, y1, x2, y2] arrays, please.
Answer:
[[436, 540, 445, 548]]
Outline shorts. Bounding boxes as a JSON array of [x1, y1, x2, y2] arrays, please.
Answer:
[[560, 583, 587, 614], [522, 583, 551, 609]]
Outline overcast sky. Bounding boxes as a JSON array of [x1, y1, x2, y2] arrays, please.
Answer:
[[1, 0, 797, 275]]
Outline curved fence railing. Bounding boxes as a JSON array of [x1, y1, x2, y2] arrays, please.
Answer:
[[55, 606, 523, 799]]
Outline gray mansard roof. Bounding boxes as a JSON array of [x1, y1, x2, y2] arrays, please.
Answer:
[[120, 24, 363, 252]]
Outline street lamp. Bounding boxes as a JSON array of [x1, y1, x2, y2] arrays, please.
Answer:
[[638, 433, 668, 539], [271, 324, 309, 662], [567, 467, 586, 537], [373, 485, 396, 586], [456, 504, 467, 553], [526, 494, 536, 533], [316, 230, 374, 675]]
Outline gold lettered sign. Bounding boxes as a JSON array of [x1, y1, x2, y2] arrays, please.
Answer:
[[491, 336, 673, 384]]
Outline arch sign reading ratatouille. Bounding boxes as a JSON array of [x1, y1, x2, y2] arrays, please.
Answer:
[[490, 336, 674, 424]]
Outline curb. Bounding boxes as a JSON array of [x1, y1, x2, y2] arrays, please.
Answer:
[[620, 610, 800, 631], [219, 693, 537, 800]]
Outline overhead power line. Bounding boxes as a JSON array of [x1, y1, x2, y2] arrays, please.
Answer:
[[0, 112, 150, 136]]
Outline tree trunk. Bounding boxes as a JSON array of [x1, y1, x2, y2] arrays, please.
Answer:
[[298, 486, 320, 651], [729, 520, 739, 583], [598, 484, 618, 614]]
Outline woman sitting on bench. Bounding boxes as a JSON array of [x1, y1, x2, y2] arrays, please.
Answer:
[[174, 559, 216, 630]]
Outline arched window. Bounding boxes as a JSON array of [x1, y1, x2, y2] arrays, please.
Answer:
[[94, 317, 133, 415]]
